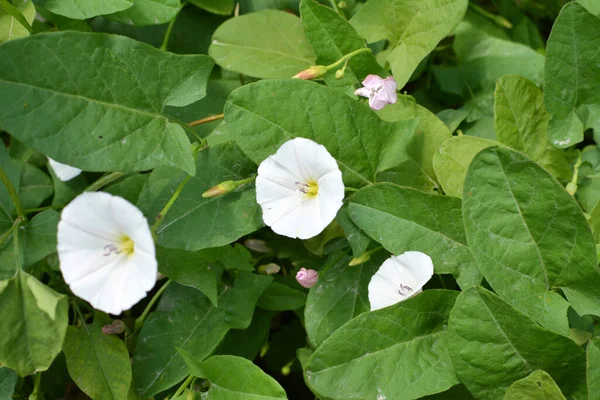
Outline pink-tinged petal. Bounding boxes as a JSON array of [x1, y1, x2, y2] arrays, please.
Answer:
[[354, 87, 372, 99], [296, 268, 319, 288], [369, 97, 388, 111], [362, 74, 384, 89]]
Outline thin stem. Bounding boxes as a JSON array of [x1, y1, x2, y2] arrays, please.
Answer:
[[152, 175, 192, 234], [0, 0, 33, 33], [366, 246, 383, 257], [344, 186, 358, 192], [0, 165, 24, 217], [0, 217, 22, 248], [187, 113, 225, 127], [24, 204, 61, 214], [134, 280, 172, 334], [12, 220, 21, 271], [328, 0, 341, 15], [160, 15, 177, 51], [172, 375, 194, 398], [85, 172, 125, 192], [235, 176, 256, 186], [72, 300, 88, 327], [30, 372, 42, 398], [325, 48, 371, 71], [468, 3, 512, 29], [437, 274, 447, 289]]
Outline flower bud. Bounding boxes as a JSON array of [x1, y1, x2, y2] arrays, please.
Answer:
[[335, 69, 345, 79], [296, 267, 318, 288], [292, 65, 327, 80], [349, 252, 370, 266], [202, 180, 237, 198], [244, 239, 272, 253], [338, 1, 347, 8], [566, 182, 578, 196], [102, 319, 125, 335], [258, 263, 281, 275]]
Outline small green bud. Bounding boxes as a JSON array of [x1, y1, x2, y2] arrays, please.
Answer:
[[335, 69, 345, 79], [349, 252, 370, 266], [338, 1, 347, 8], [292, 65, 327, 80], [202, 180, 237, 198], [566, 182, 578, 196], [258, 263, 281, 275]]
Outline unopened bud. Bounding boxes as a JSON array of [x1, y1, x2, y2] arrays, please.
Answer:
[[566, 182, 577, 196], [335, 69, 345, 79], [258, 263, 281, 275], [338, 2, 347, 8], [296, 268, 318, 288], [202, 180, 237, 198], [349, 252, 370, 266], [244, 239, 272, 253], [497, 16, 513, 29], [102, 319, 125, 335], [292, 65, 327, 80]]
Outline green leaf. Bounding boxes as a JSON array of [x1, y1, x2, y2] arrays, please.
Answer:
[[257, 281, 306, 311], [188, 0, 234, 15], [103, 174, 148, 205], [437, 109, 469, 134], [350, 0, 468, 88], [305, 251, 385, 347], [463, 147, 600, 334], [447, 288, 586, 400], [504, 370, 567, 400], [32, 0, 133, 19], [588, 338, 600, 400], [578, 0, 600, 16], [433, 135, 501, 198], [349, 183, 481, 289], [335, 204, 370, 257], [106, 0, 180, 26], [216, 308, 273, 360], [133, 273, 271, 397], [299, 0, 384, 87], [0, 210, 59, 280], [0, 0, 35, 43], [0, 143, 22, 218], [0, 32, 215, 175], [156, 246, 219, 306], [225, 79, 417, 188], [209, 10, 315, 79], [63, 313, 132, 400], [306, 290, 459, 400], [0, 367, 17, 399], [0, 269, 68, 376], [494, 75, 571, 181], [545, 3, 600, 148], [140, 142, 263, 251], [19, 163, 53, 210], [178, 352, 287, 399]]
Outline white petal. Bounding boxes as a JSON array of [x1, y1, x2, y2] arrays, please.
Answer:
[[369, 96, 388, 111], [318, 170, 344, 202], [48, 158, 82, 182], [58, 192, 157, 315], [354, 87, 372, 99], [362, 74, 384, 90], [368, 251, 434, 311]]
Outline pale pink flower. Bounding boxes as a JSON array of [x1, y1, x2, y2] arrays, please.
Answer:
[[296, 268, 319, 288], [354, 75, 398, 110]]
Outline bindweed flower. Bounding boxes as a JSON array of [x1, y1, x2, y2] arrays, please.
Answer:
[[296, 267, 318, 288], [368, 251, 433, 311], [354, 74, 398, 111], [57, 192, 157, 315], [255, 138, 344, 239], [102, 319, 125, 335], [48, 157, 82, 182]]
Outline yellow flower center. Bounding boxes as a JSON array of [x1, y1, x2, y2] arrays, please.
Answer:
[[296, 180, 319, 198], [119, 235, 135, 256]]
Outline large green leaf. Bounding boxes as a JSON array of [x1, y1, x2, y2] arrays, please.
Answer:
[[494, 75, 571, 180], [19, 163, 53, 210], [106, 0, 180, 26], [306, 290, 459, 399], [0, 143, 22, 218], [349, 183, 481, 288], [588, 338, 600, 400], [33, 0, 133, 19], [216, 308, 273, 361], [209, 10, 315, 79], [179, 352, 287, 399], [257, 281, 306, 311], [0, 269, 68, 376], [432, 135, 501, 198], [0, 0, 35, 43], [139, 142, 263, 251], [463, 147, 600, 335], [504, 370, 566, 400], [132, 273, 271, 397], [63, 313, 132, 400], [350, 0, 468, 88], [299, 0, 384, 88], [0, 32, 215, 175], [335, 204, 370, 257], [0, 367, 17, 398], [225, 79, 417, 188], [544, 3, 600, 148], [447, 288, 586, 400], [305, 251, 385, 347]]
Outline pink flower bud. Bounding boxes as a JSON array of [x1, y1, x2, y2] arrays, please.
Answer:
[[292, 65, 327, 80], [296, 268, 318, 288], [102, 319, 125, 335]]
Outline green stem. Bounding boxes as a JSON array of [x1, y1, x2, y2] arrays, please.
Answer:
[[152, 175, 192, 235], [30, 372, 42, 398], [366, 246, 383, 257], [438, 274, 447, 289], [85, 172, 125, 192], [0, 216, 22, 248], [12, 220, 21, 272], [0, 0, 33, 33], [567, 153, 582, 196], [325, 48, 371, 71], [24, 204, 61, 215], [0, 165, 24, 217], [344, 186, 358, 192], [468, 3, 512, 29], [235, 176, 256, 186], [328, 0, 341, 15], [134, 280, 172, 334], [172, 375, 194, 398], [160, 16, 177, 51]]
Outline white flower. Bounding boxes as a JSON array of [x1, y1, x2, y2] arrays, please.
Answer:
[[368, 251, 434, 311], [57, 192, 157, 315], [48, 157, 82, 182], [354, 74, 398, 111], [256, 138, 344, 240]]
